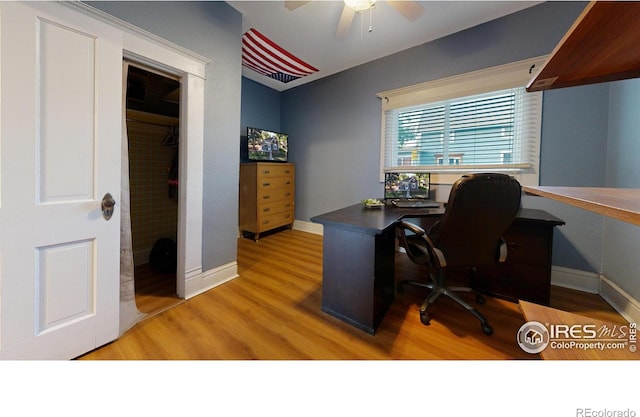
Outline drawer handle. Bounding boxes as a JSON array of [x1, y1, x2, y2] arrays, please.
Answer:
[[262, 208, 270, 212], [285, 181, 291, 185], [284, 214, 291, 219], [284, 170, 290, 174], [263, 195, 270, 199], [263, 182, 270, 186], [284, 192, 291, 196], [262, 170, 270, 174], [262, 220, 270, 225]]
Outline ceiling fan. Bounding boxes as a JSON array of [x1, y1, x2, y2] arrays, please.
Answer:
[[284, 1, 425, 39]]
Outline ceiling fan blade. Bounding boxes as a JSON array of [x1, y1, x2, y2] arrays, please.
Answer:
[[284, 1, 310, 11], [336, 5, 356, 39], [388, 1, 425, 21]]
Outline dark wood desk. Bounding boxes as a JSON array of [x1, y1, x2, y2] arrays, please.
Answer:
[[311, 203, 564, 334], [311, 204, 441, 334]]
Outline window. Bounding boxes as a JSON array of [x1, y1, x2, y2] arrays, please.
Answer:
[[377, 56, 546, 186]]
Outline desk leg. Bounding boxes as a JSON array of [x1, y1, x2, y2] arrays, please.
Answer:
[[321, 226, 395, 334]]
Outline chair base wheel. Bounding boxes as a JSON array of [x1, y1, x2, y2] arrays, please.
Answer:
[[481, 323, 493, 335], [419, 311, 431, 326], [475, 294, 485, 304]]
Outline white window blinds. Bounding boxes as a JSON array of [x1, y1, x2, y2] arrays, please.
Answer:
[[378, 56, 545, 178], [382, 87, 542, 170]]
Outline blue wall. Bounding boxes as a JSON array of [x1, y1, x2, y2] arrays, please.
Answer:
[[241, 77, 281, 135], [523, 83, 610, 273], [601, 78, 640, 301]]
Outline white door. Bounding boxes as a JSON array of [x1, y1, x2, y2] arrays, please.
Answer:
[[0, 2, 122, 359]]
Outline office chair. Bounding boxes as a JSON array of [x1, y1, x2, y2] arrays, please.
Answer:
[[396, 173, 522, 335]]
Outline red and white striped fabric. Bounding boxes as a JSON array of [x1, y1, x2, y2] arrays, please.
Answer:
[[242, 28, 319, 84]]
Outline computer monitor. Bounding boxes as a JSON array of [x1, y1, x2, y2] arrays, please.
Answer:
[[384, 172, 431, 200]]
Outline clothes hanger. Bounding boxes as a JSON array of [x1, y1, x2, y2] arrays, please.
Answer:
[[161, 126, 179, 147]]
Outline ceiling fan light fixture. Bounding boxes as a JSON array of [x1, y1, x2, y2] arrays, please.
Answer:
[[344, 0, 376, 13]]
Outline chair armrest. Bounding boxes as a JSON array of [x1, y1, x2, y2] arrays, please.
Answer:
[[398, 220, 426, 236], [498, 237, 508, 262], [396, 221, 447, 268]]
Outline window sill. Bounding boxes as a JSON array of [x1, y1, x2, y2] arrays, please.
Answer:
[[430, 171, 538, 190]]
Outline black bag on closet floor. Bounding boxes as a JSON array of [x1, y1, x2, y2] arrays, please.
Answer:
[[149, 238, 177, 273]]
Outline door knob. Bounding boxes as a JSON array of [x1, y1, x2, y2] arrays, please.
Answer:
[[101, 193, 116, 221]]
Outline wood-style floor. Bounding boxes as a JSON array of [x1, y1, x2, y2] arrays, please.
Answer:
[[134, 263, 181, 315], [79, 229, 625, 360]]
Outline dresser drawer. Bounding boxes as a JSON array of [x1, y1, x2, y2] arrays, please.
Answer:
[[257, 199, 294, 216], [256, 164, 294, 178], [257, 175, 294, 190], [257, 210, 294, 232], [257, 179, 294, 201]]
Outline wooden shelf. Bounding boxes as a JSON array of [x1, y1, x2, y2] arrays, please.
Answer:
[[527, 1, 640, 92], [126, 109, 179, 126], [525, 2, 640, 226], [523, 186, 640, 226]]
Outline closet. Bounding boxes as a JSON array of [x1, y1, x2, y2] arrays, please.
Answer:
[[125, 64, 182, 314]]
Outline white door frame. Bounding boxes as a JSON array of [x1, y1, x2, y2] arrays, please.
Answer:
[[66, 3, 210, 299], [121, 24, 208, 300], [122, 52, 205, 300]]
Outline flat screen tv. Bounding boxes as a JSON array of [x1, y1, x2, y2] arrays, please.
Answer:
[[247, 126, 288, 162]]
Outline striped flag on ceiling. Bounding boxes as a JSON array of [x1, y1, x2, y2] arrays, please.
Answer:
[[242, 28, 319, 84]]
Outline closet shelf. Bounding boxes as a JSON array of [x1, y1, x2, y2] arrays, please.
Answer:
[[126, 109, 179, 126]]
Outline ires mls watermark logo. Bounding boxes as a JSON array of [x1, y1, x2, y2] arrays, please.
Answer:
[[517, 320, 637, 354], [517, 321, 549, 354]]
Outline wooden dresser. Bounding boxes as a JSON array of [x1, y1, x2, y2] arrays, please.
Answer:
[[239, 162, 295, 240]]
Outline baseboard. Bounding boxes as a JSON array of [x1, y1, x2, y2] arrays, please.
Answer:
[[550, 266, 600, 294], [551, 266, 640, 323], [293, 219, 323, 235], [185, 261, 238, 299], [599, 275, 640, 324]]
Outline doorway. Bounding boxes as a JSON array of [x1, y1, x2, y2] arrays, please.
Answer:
[[125, 63, 182, 315]]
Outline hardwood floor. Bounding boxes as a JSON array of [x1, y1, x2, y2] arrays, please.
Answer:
[[79, 229, 626, 360], [134, 263, 181, 315]]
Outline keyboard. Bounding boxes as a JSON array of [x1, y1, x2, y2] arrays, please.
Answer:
[[392, 199, 440, 208]]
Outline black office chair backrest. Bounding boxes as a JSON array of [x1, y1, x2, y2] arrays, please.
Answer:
[[429, 173, 521, 267]]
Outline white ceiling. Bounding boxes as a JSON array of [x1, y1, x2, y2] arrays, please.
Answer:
[[228, 1, 543, 91]]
